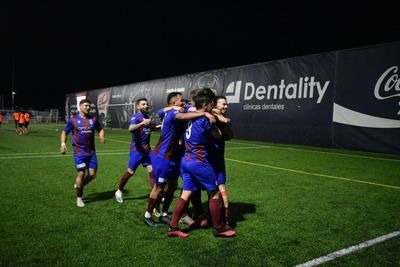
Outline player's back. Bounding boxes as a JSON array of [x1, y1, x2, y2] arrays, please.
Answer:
[[183, 116, 212, 163]]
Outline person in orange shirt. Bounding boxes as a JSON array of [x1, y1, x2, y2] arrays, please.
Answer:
[[24, 112, 31, 134], [18, 112, 26, 134], [13, 111, 21, 132], [0, 112, 3, 128]]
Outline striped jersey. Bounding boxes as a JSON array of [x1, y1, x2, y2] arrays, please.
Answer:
[[129, 111, 151, 152], [183, 116, 213, 163], [64, 114, 102, 156]]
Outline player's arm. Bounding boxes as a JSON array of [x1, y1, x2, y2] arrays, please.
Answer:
[[60, 118, 73, 154], [175, 111, 216, 124], [209, 125, 223, 139], [60, 130, 68, 154], [98, 129, 106, 143], [128, 118, 151, 132], [212, 109, 231, 124]]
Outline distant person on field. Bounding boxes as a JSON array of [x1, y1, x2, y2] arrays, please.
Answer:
[[18, 111, 26, 135], [115, 98, 155, 203], [13, 110, 21, 133], [0, 112, 3, 128], [24, 112, 31, 134], [60, 99, 106, 208]]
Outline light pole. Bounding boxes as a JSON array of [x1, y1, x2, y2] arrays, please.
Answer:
[[11, 91, 16, 111]]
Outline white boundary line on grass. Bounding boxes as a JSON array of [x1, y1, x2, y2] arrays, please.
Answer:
[[226, 157, 400, 190], [24, 126, 400, 163], [0, 151, 127, 159], [295, 230, 400, 267], [229, 141, 400, 163]]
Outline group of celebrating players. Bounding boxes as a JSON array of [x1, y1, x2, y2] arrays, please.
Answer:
[[60, 88, 236, 238]]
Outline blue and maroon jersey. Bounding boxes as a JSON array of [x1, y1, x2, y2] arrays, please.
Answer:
[[152, 109, 185, 161], [156, 108, 166, 120], [129, 111, 151, 152], [64, 114, 102, 156], [183, 116, 214, 163]]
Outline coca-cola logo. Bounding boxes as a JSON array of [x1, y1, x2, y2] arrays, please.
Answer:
[[374, 66, 400, 100]]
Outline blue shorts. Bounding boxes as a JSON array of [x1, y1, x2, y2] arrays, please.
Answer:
[[151, 153, 180, 186], [74, 153, 98, 171], [128, 151, 151, 170], [180, 159, 218, 192]]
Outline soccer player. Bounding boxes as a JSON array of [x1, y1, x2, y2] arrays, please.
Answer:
[[167, 89, 236, 238], [24, 112, 31, 134], [211, 96, 234, 228], [144, 91, 215, 227], [13, 110, 20, 133], [115, 98, 154, 203], [60, 99, 105, 208], [18, 111, 26, 135]]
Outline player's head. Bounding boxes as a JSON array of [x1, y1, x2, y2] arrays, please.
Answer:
[[167, 92, 183, 107], [214, 96, 228, 114], [79, 99, 91, 115], [194, 88, 215, 111], [135, 98, 149, 114]]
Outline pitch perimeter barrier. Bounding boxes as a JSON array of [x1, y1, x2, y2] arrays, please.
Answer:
[[65, 42, 400, 153]]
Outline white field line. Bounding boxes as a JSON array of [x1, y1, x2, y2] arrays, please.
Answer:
[[0, 151, 128, 160], [0, 149, 127, 156], [25, 125, 400, 162], [295, 230, 400, 267], [228, 140, 400, 163]]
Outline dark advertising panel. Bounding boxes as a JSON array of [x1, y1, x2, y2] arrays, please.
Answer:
[[333, 43, 400, 153], [224, 53, 336, 146]]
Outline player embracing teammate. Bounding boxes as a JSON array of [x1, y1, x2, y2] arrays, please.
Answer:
[[167, 88, 236, 238]]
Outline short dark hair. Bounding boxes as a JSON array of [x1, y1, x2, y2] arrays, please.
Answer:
[[79, 99, 91, 105], [135, 98, 148, 106], [194, 88, 215, 109], [214, 95, 227, 106], [167, 92, 182, 105]]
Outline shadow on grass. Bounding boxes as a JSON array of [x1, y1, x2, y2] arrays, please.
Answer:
[[185, 201, 256, 231], [84, 190, 148, 203], [230, 202, 256, 228]]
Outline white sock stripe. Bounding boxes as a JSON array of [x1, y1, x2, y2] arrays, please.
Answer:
[[295, 230, 400, 267]]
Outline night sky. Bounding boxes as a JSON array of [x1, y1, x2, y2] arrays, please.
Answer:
[[1, 1, 399, 113]]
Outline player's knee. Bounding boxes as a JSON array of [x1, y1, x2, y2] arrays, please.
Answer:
[[127, 169, 134, 175]]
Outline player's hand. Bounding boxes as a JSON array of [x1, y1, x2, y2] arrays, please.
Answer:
[[60, 144, 67, 154], [212, 108, 221, 115], [142, 118, 151, 125], [172, 106, 184, 112], [99, 137, 106, 143], [204, 112, 216, 124]]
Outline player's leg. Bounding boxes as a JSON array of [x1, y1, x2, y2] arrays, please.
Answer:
[[75, 170, 86, 207], [218, 183, 230, 228], [115, 168, 134, 203], [145, 164, 155, 189], [84, 153, 98, 186], [159, 178, 177, 224], [167, 190, 192, 238], [144, 183, 164, 227]]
